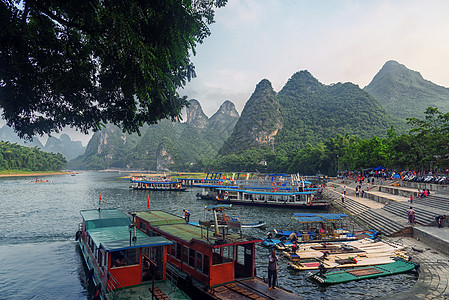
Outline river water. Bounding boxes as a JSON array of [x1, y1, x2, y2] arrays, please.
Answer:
[[0, 172, 417, 299]]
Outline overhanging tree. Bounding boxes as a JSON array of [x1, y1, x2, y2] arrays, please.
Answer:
[[0, 0, 227, 139]]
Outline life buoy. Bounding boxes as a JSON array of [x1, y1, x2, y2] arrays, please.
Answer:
[[272, 182, 276, 186], [271, 187, 275, 192], [224, 191, 228, 196]]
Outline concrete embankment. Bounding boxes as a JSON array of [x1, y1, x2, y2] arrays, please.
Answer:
[[326, 179, 449, 299]]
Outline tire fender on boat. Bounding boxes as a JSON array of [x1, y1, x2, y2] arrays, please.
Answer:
[[75, 230, 81, 241]]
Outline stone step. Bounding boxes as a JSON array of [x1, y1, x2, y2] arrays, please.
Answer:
[[382, 202, 435, 225], [412, 196, 449, 211], [381, 202, 439, 225], [357, 210, 405, 236]]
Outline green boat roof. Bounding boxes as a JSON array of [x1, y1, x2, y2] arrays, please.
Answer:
[[81, 209, 173, 251], [88, 226, 172, 251], [134, 210, 186, 226], [133, 211, 262, 246], [81, 209, 131, 229]]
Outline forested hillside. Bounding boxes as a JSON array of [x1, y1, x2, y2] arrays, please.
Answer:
[[276, 70, 403, 151], [0, 141, 66, 171], [69, 100, 239, 170], [365, 60, 449, 120]]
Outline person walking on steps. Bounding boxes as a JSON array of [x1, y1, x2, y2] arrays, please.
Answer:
[[268, 249, 278, 290], [407, 207, 415, 226]]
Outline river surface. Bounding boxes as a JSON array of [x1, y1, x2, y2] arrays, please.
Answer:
[[0, 171, 417, 299]]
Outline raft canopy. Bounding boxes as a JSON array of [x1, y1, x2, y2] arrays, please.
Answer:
[[204, 204, 232, 210], [292, 216, 326, 223], [293, 213, 348, 221], [292, 213, 349, 223]]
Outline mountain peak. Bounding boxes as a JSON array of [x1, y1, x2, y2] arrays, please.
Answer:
[[186, 99, 209, 129], [211, 100, 239, 118], [365, 60, 449, 119]]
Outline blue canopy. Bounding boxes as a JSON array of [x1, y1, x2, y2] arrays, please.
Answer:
[[293, 216, 325, 223], [373, 166, 386, 171], [293, 213, 348, 221]]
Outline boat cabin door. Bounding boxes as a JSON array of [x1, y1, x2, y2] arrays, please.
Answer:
[[234, 244, 254, 279]]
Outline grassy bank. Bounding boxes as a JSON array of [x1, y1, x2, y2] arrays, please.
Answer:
[[0, 170, 70, 177]]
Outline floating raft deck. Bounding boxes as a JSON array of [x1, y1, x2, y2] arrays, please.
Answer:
[[310, 259, 419, 285]]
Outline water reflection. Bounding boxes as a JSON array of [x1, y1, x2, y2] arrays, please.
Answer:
[[0, 172, 416, 299]]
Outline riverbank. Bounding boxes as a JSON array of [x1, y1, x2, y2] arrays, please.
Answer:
[[0, 170, 71, 177]]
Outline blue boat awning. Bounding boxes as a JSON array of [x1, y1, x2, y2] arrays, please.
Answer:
[[293, 216, 324, 223]]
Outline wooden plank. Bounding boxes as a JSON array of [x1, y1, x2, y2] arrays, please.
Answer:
[[347, 268, 384, 276]]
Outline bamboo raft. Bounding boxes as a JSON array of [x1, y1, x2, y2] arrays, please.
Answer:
[[310, 258, 419, 285]]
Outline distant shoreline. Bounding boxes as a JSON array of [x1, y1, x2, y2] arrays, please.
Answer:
[[0, 171, 71, 178]]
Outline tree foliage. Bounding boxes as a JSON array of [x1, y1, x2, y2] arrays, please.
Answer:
[[0, 0, 226, 139], [197, 107, 449, 175], [0, 141, 66, 171]]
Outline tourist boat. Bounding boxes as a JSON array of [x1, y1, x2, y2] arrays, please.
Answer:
[[131, 206, 301, 299], [195, 183, 238, 200], [130, 178, 186, 191], [187, 205, 266, 229], [310, 258, 419, 285], [76, 208, 189, 299], [213, 187, 329, 208]]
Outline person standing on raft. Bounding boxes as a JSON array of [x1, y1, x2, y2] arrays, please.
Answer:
[[268, 249, 279, 290]]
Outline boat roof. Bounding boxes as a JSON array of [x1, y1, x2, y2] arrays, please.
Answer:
[[293, 213, 348, 221], [293, 213, 349, 223], [194, 184, 238, 188], [293, 216, 325, 223], [131, 180, 181, 184], [133, 211, 262, 247], [204, 204, 232, 210], [81, 209, 172, 251], [216, 188, 315, 195], [80, 209, 132, 229], [88, 226, 172, 251], [134, 211, 186, 226]]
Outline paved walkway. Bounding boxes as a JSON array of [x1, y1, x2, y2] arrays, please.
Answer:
[[327, 179, 449, 299]]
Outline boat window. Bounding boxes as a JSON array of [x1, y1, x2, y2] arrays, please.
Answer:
[[176, 243, 181, 260], [195, 252, 210, 275], [188, 248, 195, 268], [182, 246, 189, 264], [212, 246, 233, 265], [203, 254, 210, 275], [111, 249, 139, 268], [98, 249, 103, 267], [139, 222, 147, 231], [196, 252, 203, 272]]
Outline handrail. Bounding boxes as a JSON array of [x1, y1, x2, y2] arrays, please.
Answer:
[[107, 271, 125, 296]]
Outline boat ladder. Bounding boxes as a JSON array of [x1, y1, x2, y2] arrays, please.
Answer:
[[166, 264, 180, 293], [106, 272, 124, 299]]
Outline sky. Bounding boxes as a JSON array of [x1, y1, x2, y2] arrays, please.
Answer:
[[3, 0, 449, 146], [181, 0, 449, 117]]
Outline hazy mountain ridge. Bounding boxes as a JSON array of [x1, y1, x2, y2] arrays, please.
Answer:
[[0, 125, 85, 160], [220, 79, 282, 154], [220, 70, 403, 155], [69, 100, 240, 170], [364, 60, 449, 119]]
